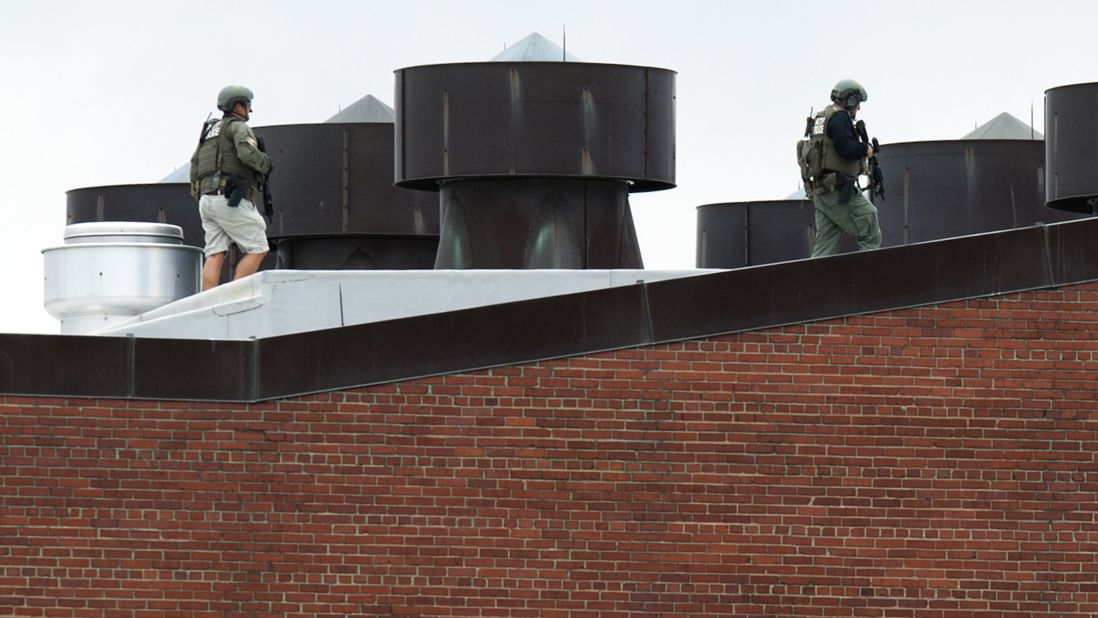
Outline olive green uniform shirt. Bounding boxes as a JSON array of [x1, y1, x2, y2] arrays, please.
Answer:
[[190, 115, 271, 198]]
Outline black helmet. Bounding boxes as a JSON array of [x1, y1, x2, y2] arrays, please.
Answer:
[[217, 85, 254, 113], [830, 79, 868, 108]]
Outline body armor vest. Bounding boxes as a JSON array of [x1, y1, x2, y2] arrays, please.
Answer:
[[813, 104, 868, 178], [193, 117, 263, 194]]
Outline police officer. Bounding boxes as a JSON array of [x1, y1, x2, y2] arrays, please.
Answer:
[[806, 79, 882, 257], [189, 85, 272, 290]]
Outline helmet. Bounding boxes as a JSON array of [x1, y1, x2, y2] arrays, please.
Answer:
[[830, 79, 868, 108], [216, 85, 254, 112]]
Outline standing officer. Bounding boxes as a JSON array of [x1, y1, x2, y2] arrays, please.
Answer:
[[190, 85, 272, 290], [802, 79, 882, 257]]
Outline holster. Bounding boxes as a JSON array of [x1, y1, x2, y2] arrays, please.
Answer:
[[836, 173, 856, 205], [225, 175, 250, 208], [811, 172, 839, 197]]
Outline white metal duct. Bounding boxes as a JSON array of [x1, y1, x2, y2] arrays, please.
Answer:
[[43, 222, 202, 334]]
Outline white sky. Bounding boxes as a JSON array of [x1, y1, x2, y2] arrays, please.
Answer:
[[2, 0, 1096, 333]]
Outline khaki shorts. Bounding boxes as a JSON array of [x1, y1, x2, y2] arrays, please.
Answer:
[[198, 194, 269, 256]]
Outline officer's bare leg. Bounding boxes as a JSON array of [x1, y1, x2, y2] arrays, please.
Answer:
[[202, 252, 226, 291], [233, 251, 268, 281]]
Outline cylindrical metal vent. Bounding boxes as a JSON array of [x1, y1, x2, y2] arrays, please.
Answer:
[[697, 138, 1084, 269], [395, 61, 676, 269], [1045, 82, 1098, 213], [696, 200, 818, 269], [65, 182, 273, 281], [395, 62, 676, 190], [70, 119, 441, 273], [67, 183, 202, 247], [43, 222, 202, 335], [437, 178, 641, 269], [875, 140, 1083, 246], [253, 122, 440, 269]]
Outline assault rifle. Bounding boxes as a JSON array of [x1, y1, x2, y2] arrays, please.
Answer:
[[854, 119, 885, 201], [198, 112, 214, 143], [256, 137, 274, 221]]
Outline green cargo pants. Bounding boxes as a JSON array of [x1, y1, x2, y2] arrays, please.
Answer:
[[810, 188, 882, 257]]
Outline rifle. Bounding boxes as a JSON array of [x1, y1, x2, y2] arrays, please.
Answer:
[[197, 112, 214, 143], [256, 137, 274, 221], [854, 119, 885, 201]]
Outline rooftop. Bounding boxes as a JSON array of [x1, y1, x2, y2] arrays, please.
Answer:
[[5, 216, 1097, 401]]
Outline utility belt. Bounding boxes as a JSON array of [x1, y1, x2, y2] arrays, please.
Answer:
[[197, 174, 255, 207], [808, 171, 863, 205]]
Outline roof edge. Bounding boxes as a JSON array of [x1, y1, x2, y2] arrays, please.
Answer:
[[3, 218, 1098, 402]]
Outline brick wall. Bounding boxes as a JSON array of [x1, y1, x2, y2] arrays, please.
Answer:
[[2, 283, 1097, 617]]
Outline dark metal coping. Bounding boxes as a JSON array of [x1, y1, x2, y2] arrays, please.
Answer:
[[3, 218, 1097, 403]]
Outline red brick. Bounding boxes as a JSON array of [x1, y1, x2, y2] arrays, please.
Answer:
[[2, 282, 1098, 616]]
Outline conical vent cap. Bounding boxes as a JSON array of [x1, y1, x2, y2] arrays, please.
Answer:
[[490, 32, 581, 62], [961, 111, 1043, 140], [325, 94, 395, 123]]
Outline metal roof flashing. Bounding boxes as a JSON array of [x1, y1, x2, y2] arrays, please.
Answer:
[[4, 217, 1098, 402]]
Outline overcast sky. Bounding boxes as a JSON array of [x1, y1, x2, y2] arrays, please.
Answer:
[[2, 0, 1096, 333]]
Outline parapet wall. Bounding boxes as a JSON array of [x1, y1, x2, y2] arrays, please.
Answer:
[[2, 282, 1097, 617]]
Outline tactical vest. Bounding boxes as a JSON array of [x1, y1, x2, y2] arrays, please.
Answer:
[[797, 104, 868, 196], [192, 117, 263, 194], [815, 104, 868, 177]]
